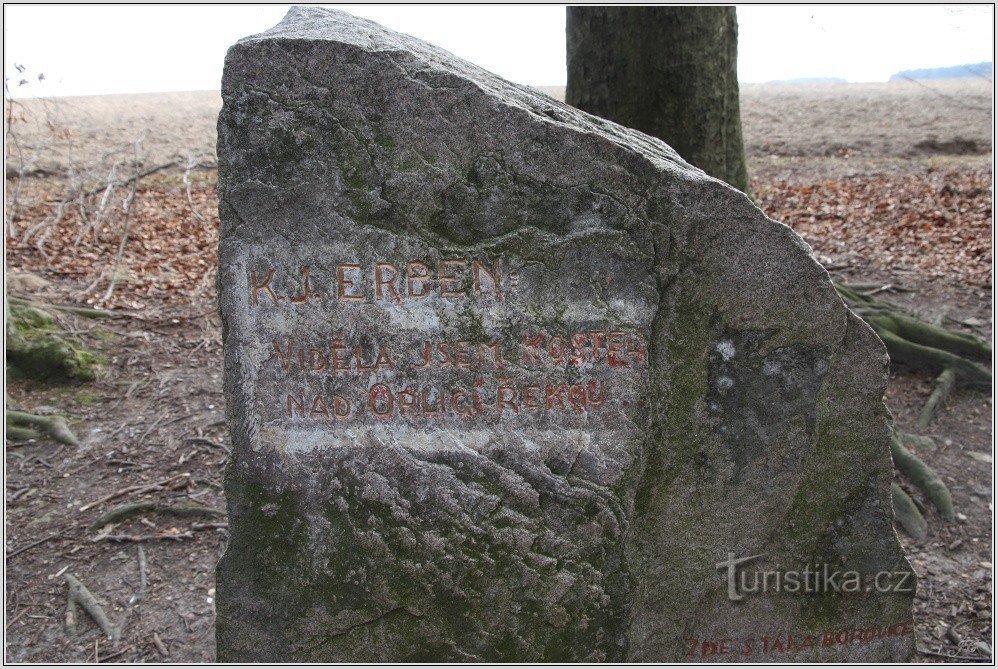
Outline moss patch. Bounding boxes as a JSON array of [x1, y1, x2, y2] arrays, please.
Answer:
[[74, 390, 101, 406], [7, 302, 103, 382]]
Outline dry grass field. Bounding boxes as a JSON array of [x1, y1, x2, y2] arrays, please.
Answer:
[[4, 78, 994, 663], [6, 79, 992, 177]]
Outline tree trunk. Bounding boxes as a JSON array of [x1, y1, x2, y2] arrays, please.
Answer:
[[566, 6, 748, 192]]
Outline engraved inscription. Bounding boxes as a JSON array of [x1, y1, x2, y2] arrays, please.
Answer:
[[249, 258, 505, 305], [247, 254, 648, 429]]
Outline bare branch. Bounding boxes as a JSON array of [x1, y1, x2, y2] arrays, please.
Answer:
[[183, 154, 208, 225], [101, 140, 143, 303], [74, 161, 120, 247]]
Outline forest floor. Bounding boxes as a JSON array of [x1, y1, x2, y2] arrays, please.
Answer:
[[4, 80, 994, 662]]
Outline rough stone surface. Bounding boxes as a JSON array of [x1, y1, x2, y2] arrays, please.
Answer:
[[215, 8, 915, 662]]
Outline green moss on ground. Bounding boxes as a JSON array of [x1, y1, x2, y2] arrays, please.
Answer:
[[74, 390, 101, 406], [7, 301, 103, 382]]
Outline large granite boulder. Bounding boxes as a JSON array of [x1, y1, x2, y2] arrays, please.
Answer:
[[215, 7, 915, 662]]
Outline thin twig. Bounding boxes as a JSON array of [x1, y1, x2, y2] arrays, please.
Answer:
[[183, 154, 208, 225], [135, 412, 168, 444], [101, 153, 140, 303], [20, 198, 64, 246], [105, 533, 194, 543], [4, 79, 27, 238], [127, 545, 148, 606], [71, 161, 176, 201], [78, 473, 189, 512], [185, 437, 230, 454], [97, 645, 132, 663], [861, 283, 894, 296], [74, 161, 119, 247], [151, 632, 169, 658], [6, 532, 60, 559]]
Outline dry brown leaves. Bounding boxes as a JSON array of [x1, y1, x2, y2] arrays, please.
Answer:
[[754, 167, 993, 288], [8, 175, 219, 310], [5, 166, 993, 313]]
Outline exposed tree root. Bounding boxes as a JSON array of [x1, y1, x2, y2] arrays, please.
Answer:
[[6, 424, 40, 442], [8, 294, 113, 319], [858, 309, 990, 362], [835, 283, 972, 537], [891, 483, 928, 540], [875, 328, 991, 387], [6, 410, 78, 445], [891, 428, 955, 521], [64, 573, 120, 646], [835, 282, 991, 427], [919, 368, 956, 429], [90, 500, 224, 530], [6, 295, 96, 451], [898, 431, 937, 452]]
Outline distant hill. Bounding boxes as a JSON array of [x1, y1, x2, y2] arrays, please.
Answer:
[[767, 77, 847, 85], [890, 62, 992, 81]]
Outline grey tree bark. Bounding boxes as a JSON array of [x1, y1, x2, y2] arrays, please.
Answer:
[[566, 6, 749, 192]]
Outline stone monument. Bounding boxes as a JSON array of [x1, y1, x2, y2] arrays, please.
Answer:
[[216, 7, 915, 662]]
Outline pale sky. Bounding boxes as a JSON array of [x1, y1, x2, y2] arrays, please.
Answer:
[[3, 5, 994, 98]]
